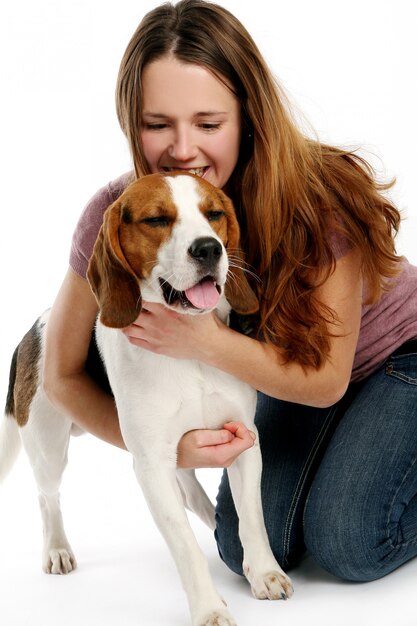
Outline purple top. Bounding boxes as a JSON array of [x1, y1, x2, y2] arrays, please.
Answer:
[[70, 172, 417, 382]]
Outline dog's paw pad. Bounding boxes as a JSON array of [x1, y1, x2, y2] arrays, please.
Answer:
[[43, 548, 77, 575], [250, 570, 293, 600], [199, 610, 237, 626]]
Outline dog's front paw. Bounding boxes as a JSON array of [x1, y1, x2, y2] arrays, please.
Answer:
[[198, 608, 237, 626], [43, 548, 77, 575], [246, 569, 293, 601]]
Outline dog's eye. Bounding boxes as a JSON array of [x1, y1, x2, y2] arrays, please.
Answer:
[[207, 210, 225, 222], [142, 216, 172, 227]]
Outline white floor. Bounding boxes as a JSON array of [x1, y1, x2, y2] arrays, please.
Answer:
[[1, 434, 416, 626]]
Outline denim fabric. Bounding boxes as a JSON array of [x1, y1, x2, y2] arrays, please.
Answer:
[[215, 349, 417, 582]]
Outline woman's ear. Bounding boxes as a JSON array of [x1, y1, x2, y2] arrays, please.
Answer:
[[87, 201, 142, 328]]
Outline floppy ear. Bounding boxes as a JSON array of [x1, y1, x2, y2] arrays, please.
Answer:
[[87, 201, 142, 328], [219, 193, 259, 315], [225, 249, 259, 315]]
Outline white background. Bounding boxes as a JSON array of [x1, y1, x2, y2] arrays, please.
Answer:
[[0, 1, 416, 625]]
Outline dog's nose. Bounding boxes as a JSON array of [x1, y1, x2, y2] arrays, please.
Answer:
[[188, 237, 222, 266]]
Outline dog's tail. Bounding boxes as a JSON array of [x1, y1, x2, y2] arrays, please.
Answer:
[[0, 346, 22, 482]]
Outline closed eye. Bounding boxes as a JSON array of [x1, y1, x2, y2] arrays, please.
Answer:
[[143, 123, 168, 131], [142, 216, 173, 227], [207, 210, 225, 222], [198, 123, 221, 132]]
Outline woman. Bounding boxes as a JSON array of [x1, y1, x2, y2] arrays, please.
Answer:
[[43, 0, 417, 584]]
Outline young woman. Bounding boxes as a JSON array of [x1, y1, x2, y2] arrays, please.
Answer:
[[43, 0, 417, 584]]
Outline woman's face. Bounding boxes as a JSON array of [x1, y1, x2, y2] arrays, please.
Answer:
[[140, 56, 241, 190]]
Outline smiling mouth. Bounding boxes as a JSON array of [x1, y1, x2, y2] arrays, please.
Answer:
[[159, 276, 221, 310], [162, 166, 208, 177]]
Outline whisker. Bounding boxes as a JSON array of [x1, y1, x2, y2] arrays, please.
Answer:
[[227, 260, 261, 284], [226, 250, 252, 265], [227, 258, 256, 272], [226, 251, 258, 271], [149, 272, 176, 290], [226, 270, 247, 298]]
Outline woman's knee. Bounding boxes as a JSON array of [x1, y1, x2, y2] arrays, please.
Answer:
[[304, 503, 380, 582], [303, 487, 415, 583]]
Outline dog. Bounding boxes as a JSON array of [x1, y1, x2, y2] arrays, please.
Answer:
[[1, 172, 293, 626]]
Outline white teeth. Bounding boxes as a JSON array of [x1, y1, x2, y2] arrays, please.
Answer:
[[165, 167, 206, 177], [189, 168, 205, 177]]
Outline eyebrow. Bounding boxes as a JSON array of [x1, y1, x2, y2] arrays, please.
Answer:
[[142, 111, 229, 118]]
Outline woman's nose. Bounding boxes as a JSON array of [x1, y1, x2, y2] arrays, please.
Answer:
[[168, 126, 198, 161]]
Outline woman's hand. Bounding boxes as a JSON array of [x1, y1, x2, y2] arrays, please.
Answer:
[[122, 301, 222, 360], [123, 305, 256, 467], [177, 422, 256, 469]]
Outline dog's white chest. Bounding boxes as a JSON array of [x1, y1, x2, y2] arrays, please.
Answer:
[[96, 324, 256, 435]]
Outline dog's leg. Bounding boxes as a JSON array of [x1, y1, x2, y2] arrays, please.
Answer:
[[20, 390, 76, 574], [227, 435, 293, 600], [131, 455, 236, 626], [176, 469, 216, 530]]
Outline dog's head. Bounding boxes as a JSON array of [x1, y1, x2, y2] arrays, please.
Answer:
[[87, 172, 258, 328]]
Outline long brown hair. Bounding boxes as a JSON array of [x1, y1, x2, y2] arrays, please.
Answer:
[[116, 0, 402, 368]]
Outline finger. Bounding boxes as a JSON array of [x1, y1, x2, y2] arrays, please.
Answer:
[[177, 429, 235, 469], [190, 428, 235, 448], [141, 301, 176, 317], [121, 321, 142, 334], [223, 421, 257, 442], [203, 433, 255, 468], [126, 337, 152, 349], [141, 300, 159, 310], [121, 327, 145, 343]]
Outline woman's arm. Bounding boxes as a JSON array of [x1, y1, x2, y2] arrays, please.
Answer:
[[124, 249, 364, 409], [43, 267, 126, 448]]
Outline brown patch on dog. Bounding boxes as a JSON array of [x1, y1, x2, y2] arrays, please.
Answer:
[[8, 319, 42, 426], [5, 346, 18, 417], [87, 174, 179, 328], [118, 177, 178, 278]]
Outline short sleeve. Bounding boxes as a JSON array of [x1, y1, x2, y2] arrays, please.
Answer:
[[328, 227, 352, 261], [69, 172, 134, 278], [321, 211, 353, 265]]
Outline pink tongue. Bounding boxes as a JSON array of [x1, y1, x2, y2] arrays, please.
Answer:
[[185, 280, 220, 309]]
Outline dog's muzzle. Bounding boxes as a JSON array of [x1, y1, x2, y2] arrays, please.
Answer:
[[159, 237, 224, 311]]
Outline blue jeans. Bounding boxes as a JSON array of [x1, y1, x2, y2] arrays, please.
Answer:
[[215, 346, 417, 582]]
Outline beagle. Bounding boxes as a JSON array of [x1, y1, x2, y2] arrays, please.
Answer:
[[1, 172, 293, 626]]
